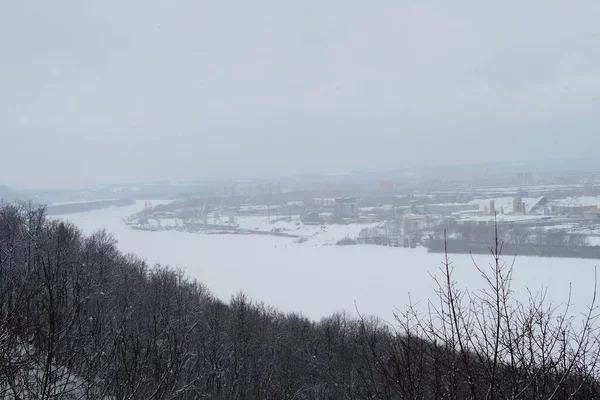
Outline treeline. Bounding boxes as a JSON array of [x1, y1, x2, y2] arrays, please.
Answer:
[[424, 238, 600, 259], [1, 202, 600, 399], [442, 223, 591, 247], [428, 222, 599, 258], [45, 199, 136, 216]]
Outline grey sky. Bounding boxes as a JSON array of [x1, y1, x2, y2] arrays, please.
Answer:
[[2, 1, 599, 189]]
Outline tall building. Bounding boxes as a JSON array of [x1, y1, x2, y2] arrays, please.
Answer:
[[517, 172, 533, 185], [512, 197, 524, 214], [410, 200, 418, 214], [334, 197, 358, 221]]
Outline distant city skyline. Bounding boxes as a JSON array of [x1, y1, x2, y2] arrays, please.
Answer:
[[5, 154, 600, 192]]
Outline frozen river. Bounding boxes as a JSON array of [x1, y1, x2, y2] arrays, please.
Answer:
[[58, 200, 599, 322]]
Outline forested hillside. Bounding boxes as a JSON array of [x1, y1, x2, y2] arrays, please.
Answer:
[[1, 202, 599, 399]]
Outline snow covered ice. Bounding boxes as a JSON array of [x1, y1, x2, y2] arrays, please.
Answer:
[[59, 200, 599, 322]]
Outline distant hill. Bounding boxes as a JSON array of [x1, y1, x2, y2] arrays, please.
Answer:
[[45, 199, 136, 215], [0, 185, 19, 202]]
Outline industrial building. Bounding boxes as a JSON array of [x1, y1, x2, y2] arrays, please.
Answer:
[[334, 197, 359, 221]]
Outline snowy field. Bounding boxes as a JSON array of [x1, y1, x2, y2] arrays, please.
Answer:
[[57, 201, 599, 323], [235, 215, 380, 246], [468, 196, 543, 214], [555, 196, 600, 207]]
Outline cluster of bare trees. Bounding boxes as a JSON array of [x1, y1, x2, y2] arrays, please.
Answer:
[[428, 219, 596, 258], [501, 224, 589, 248], [507, 226, 589, 247], [387, 231, 600, 398], [1, 202, 599, 399]]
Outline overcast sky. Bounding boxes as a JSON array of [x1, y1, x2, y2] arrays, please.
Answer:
[[2, 1, 600, 189]]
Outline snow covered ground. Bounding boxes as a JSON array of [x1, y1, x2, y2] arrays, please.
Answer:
[[56, 201, 599, 322], [456, 214, 545, 223], [468, 197, 543, 214], [554, 196, 600, 207], [235, 215, 380, 246]]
